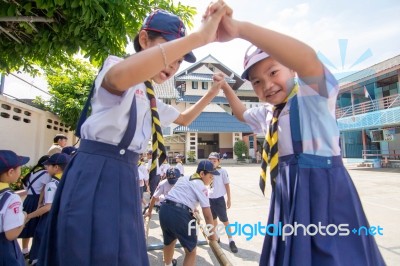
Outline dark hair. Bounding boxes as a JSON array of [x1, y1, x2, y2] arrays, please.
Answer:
[[133, 30, 164, 52], [21, 155, 50, 186], [49, 163, 67, 171], [54, 135, 67, 143]]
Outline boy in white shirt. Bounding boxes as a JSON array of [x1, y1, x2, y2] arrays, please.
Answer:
[[159, 160, 219, 266], [208, 152, 238, 253]]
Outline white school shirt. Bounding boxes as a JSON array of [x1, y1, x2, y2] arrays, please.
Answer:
[[153, 179, 174, 203], [43, 178, 59, 205], [175, 162, 184, 176], [80, 55, 180, 153], [24, 169, 51, 195], [138, 163, 148, 187], [146, 158, 162, 175], [209, 167, 230, 199], [159, 163, 171, 176], [243, 67, 340, 157], [0, 192, 25, 233], [166, 175, 210, 211]]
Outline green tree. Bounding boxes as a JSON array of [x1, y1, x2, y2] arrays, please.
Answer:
[[0, 0, 196, 74], [233, 140, 248, 160], [35, 58, 97, 130]]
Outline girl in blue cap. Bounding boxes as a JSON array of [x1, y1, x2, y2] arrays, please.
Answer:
[[38, 3, 230, 266], [0, 150, 29, 266], [209, 2, 385, 265], [18, 155, 51, 259]]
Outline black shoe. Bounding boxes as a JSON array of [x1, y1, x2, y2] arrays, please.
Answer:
[[217, 238, 220, 244], [229, 241, 238, 253], [172, 258, 177, 266], [23, 252, 29, 260]]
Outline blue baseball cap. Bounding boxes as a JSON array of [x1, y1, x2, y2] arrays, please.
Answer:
[[43, 153, 70, 166], [134, 9, 196, 63], [61, 146, 77, 156], [166, 168, 181, 184], [196, 160, 220, 175], [0, 150, 30, 173]]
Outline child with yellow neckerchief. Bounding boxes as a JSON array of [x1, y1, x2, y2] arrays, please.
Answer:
[[210, 1, 385, 264], [27, 153, 69, 265], [0, 150, 29, 266], [159, 160, 219, 266]]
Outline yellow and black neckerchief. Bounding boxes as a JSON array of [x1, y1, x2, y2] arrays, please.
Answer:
[[189, 173, 202, 182]]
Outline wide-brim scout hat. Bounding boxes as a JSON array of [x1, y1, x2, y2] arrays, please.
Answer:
[[0, 150, 30, 173], [196, 160, 220, 175], [134, 9, 196, 63], [241, 45, 270, 81]]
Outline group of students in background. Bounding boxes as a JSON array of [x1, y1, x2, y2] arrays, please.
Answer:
[[0, 140, 76, 266], [1, 145, 236, 266], [143, 152, 238, 266]]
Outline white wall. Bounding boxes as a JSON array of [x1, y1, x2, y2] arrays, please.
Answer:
[[0, 95, 76, 166]]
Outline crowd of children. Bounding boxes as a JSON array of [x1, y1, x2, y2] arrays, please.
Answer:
[[1, 0, 386, 265]]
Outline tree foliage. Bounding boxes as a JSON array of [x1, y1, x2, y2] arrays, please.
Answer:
[[233, 140, 248, 160], [34, 58, 97, 130], [0, 0, 196, 74]]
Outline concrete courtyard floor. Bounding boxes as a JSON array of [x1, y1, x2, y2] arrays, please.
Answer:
[[146, 164, 400, 266]]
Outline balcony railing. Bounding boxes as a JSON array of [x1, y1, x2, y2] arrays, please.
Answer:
[[336, 94, 400, 119]]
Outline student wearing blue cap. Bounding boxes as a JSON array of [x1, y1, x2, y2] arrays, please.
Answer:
[[159, 160, 219, 266], [38, 3, 231, 266], [18, 155, 51, 259], [0, 150, 29, 266], [144, 167, 180, 218], [27, 153, 70, 265]]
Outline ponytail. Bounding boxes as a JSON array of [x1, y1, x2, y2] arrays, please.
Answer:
[[21, 155, 50, 186]]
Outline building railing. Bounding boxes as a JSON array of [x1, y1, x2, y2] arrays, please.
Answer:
[[362, 149, 400, 160], [336, 93, 400, 119]]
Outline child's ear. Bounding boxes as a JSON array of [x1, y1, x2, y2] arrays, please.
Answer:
[[138, 30, 150, 50]]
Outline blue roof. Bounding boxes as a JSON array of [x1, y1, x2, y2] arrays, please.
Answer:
[[174, 112, 253, 133], [177, 95, 228, 103]]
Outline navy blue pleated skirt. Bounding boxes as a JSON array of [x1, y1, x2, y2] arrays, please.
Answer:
[[19, 194, 40, 238], [29, 213, 49, 261], [38, 140, 148, 266], [0, 233, 25, 266], [259, 154, 386, 266]]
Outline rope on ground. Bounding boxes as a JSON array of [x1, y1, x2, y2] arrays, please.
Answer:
[[193, 212, 233, 266]]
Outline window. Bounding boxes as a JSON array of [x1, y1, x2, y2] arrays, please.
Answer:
[[202, 82, 208, 90], [192, 81, 198, 90]]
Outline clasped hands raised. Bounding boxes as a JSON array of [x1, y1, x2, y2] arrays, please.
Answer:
[[196, 0, 240, 45]]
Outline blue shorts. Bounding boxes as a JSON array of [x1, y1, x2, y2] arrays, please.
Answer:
[[159, 202, 197, 252], [209, 196, 228, 222]]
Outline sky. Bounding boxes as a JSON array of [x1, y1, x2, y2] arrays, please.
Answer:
[[3, 0, 400, 99]]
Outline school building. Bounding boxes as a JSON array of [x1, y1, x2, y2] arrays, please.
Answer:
[[1, 54, 399, 166], [153, 55, 261, 161], [336, 54, 400, 166]]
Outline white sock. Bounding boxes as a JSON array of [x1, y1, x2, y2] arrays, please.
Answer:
[[165, 263, 172, 266], [22, 248, 29, 254], [229, 237, 234, 243]]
